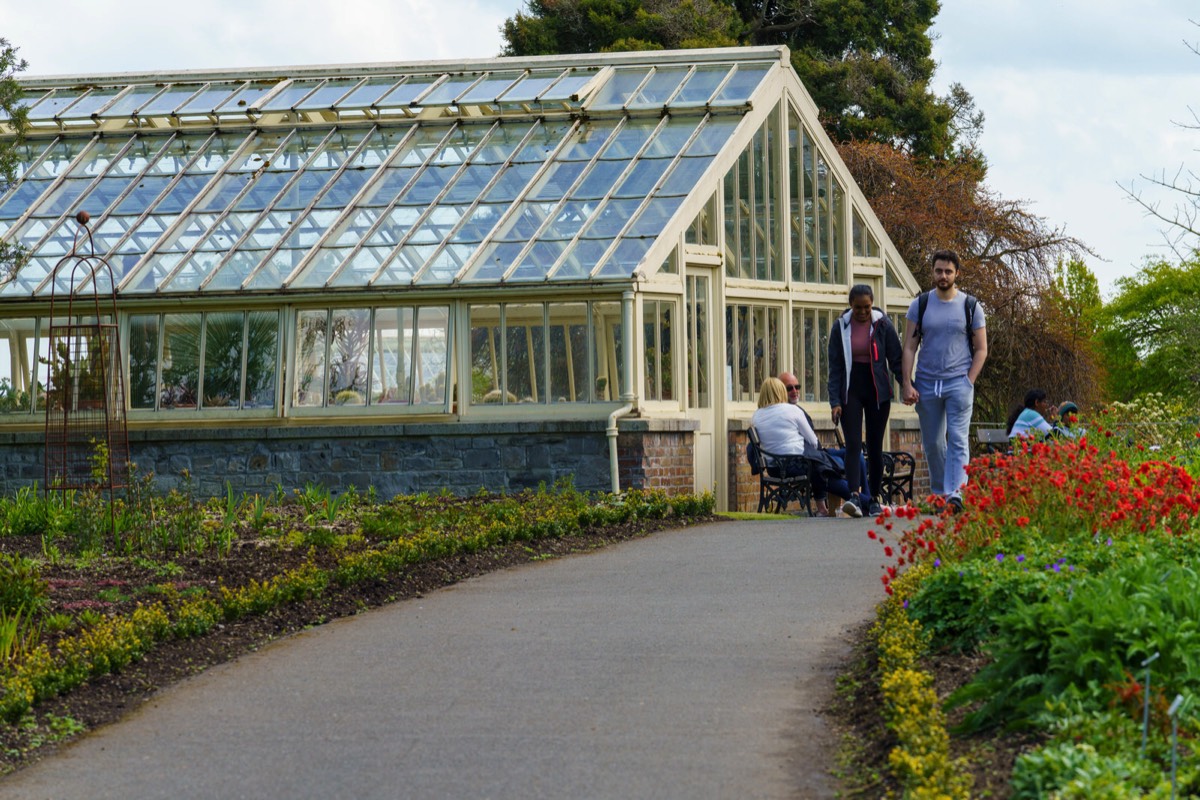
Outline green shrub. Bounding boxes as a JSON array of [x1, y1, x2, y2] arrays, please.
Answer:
[[0, 553, 48, 615], [949, 553, 1200, 733]]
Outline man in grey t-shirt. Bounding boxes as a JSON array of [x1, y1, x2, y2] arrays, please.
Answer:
[[900, 250, 988, 512]]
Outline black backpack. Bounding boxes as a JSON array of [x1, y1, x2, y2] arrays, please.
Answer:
[[915, 290, 979, 354]]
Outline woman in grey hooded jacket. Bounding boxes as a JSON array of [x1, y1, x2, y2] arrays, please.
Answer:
[[827, 284, 904, 516]]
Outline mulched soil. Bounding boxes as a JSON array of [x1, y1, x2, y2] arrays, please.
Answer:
[[824, 620, 1047, 798], [0, 511, 712, 777]]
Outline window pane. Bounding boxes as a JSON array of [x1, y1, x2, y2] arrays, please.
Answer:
[[549, 302, 587, 403], [372, 307, 415, 404], [295, 309, 328, 407], [505, 304, 544, 403], [161, 313, 201, 410], [202, 311, 244, 408], [469, 305, 502, 403], [413, 306, 450, 406], [329, 309, 371, 404], [593, 300, 624, 401], [245, 311, 278, 408], [0, 317, 38, 416]]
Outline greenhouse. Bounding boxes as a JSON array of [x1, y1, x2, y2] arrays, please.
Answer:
[[0, 45, 922, 509]]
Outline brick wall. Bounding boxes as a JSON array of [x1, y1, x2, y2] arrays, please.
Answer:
[[618, 429, 695, 495]]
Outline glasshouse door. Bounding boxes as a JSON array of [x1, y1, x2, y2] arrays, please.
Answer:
[[685, 269, 719, 499]]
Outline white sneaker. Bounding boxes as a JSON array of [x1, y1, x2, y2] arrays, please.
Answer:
[[841, 499, 863, 518]]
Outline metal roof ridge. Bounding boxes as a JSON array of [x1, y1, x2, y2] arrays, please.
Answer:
[[19, 46, 791, 88]]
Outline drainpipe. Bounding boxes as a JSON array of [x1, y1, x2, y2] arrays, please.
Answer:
[[607, 289, 638, 494]]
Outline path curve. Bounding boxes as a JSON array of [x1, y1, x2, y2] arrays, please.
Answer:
[[1, 517, 885, 800]]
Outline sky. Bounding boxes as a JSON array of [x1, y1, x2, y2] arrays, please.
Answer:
[[3, 0, 1196, 295]]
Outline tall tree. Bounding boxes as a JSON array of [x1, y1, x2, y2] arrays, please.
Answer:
[[502, 0, 743, 55], [1095, 257, 1200, 406], [502, 0, 981, 159], [0, 37, 29, 278]]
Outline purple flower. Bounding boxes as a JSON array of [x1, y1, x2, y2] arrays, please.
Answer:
[[996, 553, 1005, 562], [1016, 554, 1025, 563], [1107, 537, 1113, 546]]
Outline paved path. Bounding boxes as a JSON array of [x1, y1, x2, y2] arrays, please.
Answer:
[[1, 516, 886, 800]]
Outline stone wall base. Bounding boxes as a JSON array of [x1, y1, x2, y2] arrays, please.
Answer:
[[0, 419, 698, 500]]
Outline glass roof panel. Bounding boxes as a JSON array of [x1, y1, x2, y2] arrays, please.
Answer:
[[587, 68, 651, 111], [710, 64, 771, 105], [556, 121, 618, 161], [629, 68, 690, 108], [413, 242, 474, 284], [625, 196, 684, 237], [584, 198, 641, 238], [461, 240, 524, 283], [136, 86, 204, 116], [27, 89, 88, 119], [57, 88, 125, 119], [258, 81, 322, 111], [539, 70, 599, 102], [216, 81, 278, 113], [204, 250, 261, 291], [551, 238, 609, 281], [506, 240, 570, 282], [643, 117, 702, 157], [670, 65, 731, 105], [334, 77, 403, 109], [292, 79, 363, 110], [101, 85, 165, 118], [418, 75, 483, 107], [375, 75, 442, 108], [329, 246, 388, 287], [529, 160, 588, 200], [683, 116, 741, 156], [495, 70, 565, 103], [595, 237, 653, 277], [173, 83, 243, 115], [611, 159, 670, 198], [658, 156, 711, 196], [597, 119, 659, 160]]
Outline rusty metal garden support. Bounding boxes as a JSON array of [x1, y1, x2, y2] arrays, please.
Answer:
[[43, 211, 131, 537]]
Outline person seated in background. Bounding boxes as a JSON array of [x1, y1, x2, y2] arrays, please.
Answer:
[[752, 377, 856, 517], [778, 371, 867, 516], [1006, 389, 1076, 440]]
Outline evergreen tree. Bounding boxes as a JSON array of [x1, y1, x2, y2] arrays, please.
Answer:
[[0, 37, 29, 279]]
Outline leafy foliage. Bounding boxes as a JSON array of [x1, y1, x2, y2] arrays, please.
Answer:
[[0, 37, 29, 278], [1095, 256, 1200, 405]]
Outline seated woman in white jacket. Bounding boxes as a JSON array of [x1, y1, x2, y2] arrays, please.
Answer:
[[751, 377, 855, 516]]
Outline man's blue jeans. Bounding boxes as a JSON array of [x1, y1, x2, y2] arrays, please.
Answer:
[[914, 375, 975, 498]]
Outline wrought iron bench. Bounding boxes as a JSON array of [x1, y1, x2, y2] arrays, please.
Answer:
[[830, 427, 915, 506], [746, 426, 815, 515], [879, 450, 916, 505]]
